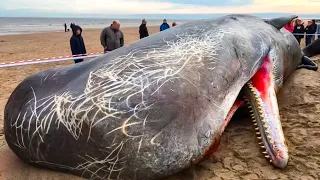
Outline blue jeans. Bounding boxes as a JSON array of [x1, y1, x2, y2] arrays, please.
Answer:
[[306, 36, 313, 46], [310, 35, 315, 42]]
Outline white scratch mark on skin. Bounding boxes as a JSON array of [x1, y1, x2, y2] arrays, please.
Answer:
[[150, 130, 164, 146], [138, 138, 143, 153], [8, 16, 280, 179], [10, 27, 230, 179]]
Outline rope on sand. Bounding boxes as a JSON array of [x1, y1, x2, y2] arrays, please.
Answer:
[[0, 52, 104, 68]]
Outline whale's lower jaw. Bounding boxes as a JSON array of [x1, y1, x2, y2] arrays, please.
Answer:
[[245, 55, 288, 168]]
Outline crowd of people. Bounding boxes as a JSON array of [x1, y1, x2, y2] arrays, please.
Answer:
[[285, 19, 320, 46], [68, 17, 319, 65], [67, 19, 177, 64]]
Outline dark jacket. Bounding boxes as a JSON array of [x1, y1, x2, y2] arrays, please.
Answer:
[[70, 25, 86, 56], [293, 24, 305, 38], [305, 24, 316, 35], [160, 23, 170, 31], [311, 20, 317, 34], [100, 26, 124, 51], [139, 23, 149, 39]]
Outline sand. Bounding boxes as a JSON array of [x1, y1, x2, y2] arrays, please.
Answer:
[[0, 26, 319, 180]]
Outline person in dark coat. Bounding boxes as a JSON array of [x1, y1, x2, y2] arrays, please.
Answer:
[[64, 23, 67, 32], [100, 20, 124, 53], [311, 19, 318, 42], [160, 19, 170, 31], [70, 23, 75, 31], [139, 19, 149, 39], [293, 19, 305, 45], [305, 21, 316, 46], [70, 25, 86, 64]]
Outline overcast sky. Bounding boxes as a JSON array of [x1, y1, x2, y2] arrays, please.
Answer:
[[0, 0, 319, 17]]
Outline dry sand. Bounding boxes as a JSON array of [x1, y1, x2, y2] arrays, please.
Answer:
[[0, 26, 319, 180]]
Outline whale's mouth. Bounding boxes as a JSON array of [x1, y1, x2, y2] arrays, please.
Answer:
[[244, 55, 288, 168]]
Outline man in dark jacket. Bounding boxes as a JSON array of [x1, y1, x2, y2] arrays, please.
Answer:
[[293, 19, 305, 45], [139, 19, 149, 39], [70, 25, 87, 64], [100, 20, 124, 53], [305, 21, 316, 46], [160, 19, 170, 31], [311, 19, 318, 42]]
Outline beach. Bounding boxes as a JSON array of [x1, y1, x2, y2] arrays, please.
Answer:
[[0, 26, 320, 180]]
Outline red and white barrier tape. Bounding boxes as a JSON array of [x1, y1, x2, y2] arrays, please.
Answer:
[[0, 52, 104, 68]]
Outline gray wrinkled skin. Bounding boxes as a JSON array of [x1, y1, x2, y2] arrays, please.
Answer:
[[4, 14, 302, 180]]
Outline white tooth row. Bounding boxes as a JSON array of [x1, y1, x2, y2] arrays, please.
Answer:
[[246, 83, 273, 162]]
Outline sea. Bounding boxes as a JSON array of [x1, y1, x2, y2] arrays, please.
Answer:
[[0, 17, 192, 36]]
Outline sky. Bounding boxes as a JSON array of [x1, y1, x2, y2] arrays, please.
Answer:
[[0, 0, 319, 19]]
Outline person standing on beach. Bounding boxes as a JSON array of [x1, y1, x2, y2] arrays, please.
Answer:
[[70, 23, 75, 31], [160, 19, 170, 31], [305, 21, 316, 46], [70, 25, 87, 64], [100, 20, 124, 53], [64, 23, 67, 32], [310, 20, 317, 42], [139, 19, 149, 39], [284, 21, 294, 33], [293, 19, 304, 45], [172, 22, 177, 27]]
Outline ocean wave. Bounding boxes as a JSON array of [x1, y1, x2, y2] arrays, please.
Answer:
[[20, 24, 40, 27]]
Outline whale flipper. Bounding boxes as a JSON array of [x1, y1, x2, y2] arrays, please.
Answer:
[[265, 15, 298, 29]]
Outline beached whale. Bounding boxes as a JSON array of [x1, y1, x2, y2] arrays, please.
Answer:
[[3, 14, 317, 180]]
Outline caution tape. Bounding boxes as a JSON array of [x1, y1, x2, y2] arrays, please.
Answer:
[[292, 33, 320, 36], [0, 52, 104, 68], [0, 32, 319, 69]]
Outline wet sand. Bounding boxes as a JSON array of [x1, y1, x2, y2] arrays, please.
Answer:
[[0, 27, 319, 180]]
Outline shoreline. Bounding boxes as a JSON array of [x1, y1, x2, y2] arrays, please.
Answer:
[[0, 25, 159, 36]]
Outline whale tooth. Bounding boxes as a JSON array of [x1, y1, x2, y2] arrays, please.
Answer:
[[261, 146, 265, 149], [257, 137, 262, 140], [254, 123, 258, 126], [249, 110, 253, 113], [270, 160, 272, 163], [252, 119, 257, 123], [265, 130, 270, 134], [265, 155, 270, 159], [256, 132, 260, 135], [267, 135, 272, 140], [259, 142, 263, 145], [255, 127, 259, 131], [262, 151, 267, 154]]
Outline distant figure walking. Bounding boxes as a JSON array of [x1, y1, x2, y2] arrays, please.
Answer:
[[100, 20, 124, 53], [64, 23, 67, 32], [139, 19, 149, 39], [70, 25, 87, 64], [293, 19, 304, 45], [160, 19, 170, 31], [172, 22, 177, 27]]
